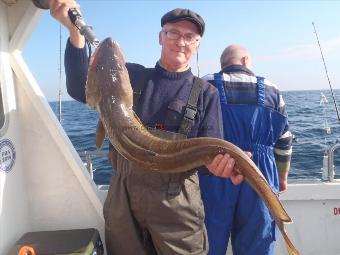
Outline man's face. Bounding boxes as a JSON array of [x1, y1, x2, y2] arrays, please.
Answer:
[[159, 20, 200, 71]]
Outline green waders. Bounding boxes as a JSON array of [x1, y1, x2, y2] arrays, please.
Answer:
[[104, 130, 208, 255]]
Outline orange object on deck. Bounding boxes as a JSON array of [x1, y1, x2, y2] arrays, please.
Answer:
[[18, 246, 36, 255]]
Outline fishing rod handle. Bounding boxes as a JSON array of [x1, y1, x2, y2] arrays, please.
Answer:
[[68, 8, 99, 47]]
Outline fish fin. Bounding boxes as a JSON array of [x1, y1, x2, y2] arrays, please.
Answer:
[[96, 119, 106, 149], [278, 205, 293, 223]]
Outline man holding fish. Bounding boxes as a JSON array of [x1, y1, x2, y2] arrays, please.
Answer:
[[49, 1, 246, 254]]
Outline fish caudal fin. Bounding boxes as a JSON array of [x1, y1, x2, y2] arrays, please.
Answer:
[[285, 233, 300, 255], [277, 222, 300, 255]]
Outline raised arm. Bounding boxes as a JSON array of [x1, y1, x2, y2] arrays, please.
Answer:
[[48, 0, 85, 48], [48, 0, 88, 103]]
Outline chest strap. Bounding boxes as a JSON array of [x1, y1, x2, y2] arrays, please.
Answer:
[[214, 73, 227, 104], [178, 77, 203, 137], [256, 76, 265, 106], [214, 73, 266, 106], [131, 67, 202, 138]]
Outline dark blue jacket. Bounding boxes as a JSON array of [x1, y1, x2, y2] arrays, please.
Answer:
[[64, 39, 223, 139]]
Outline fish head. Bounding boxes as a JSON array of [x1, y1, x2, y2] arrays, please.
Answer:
[[86, 37, 133, 111]]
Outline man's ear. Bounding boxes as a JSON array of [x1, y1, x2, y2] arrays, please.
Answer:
[[243, 55, 252, 68], [241, 56, 248, 66], [159, 31, 163, 46], [195, 42, 200, 53]]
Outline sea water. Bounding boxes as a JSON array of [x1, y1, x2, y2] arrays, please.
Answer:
[[50, 89, 340, 185]]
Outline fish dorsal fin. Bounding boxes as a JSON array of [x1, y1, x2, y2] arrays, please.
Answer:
[[96, 119, 106, 149]]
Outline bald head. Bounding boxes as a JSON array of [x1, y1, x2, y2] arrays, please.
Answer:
[[220, 44, 252, 69]]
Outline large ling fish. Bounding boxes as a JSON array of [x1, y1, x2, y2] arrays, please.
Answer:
[[86, 37, 299, 255]]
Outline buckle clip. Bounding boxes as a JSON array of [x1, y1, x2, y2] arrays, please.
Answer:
[[184, 105, 197, 121]]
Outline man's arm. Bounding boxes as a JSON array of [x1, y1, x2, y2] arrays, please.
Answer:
[[274, 125, 293, 192], [48, 0, 85, 48], [64, 39, 88, 103], [49, 0, 88, 103], [275, 93, 293, 192]]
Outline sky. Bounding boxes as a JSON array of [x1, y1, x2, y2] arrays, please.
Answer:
[[22, 0, 340, 102]]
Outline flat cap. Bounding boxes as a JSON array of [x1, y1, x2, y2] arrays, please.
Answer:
[[161, 8, 205, 36]]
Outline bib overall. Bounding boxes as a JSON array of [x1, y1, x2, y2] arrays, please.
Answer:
[[199, 74, 287, 255], [103, 74, 208, 255], [104, 129, 208, 255]]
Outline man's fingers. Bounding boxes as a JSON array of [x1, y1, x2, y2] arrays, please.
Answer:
[[49, 0, 80, 28], [214, 154, 232, 176], [206, 154, 244, 185], [245, 151, 252, 158], [207, 154, 232, 176], [231, 172, 244, 185], [222, 156, 235, 177], [207, 154, 222, 171]]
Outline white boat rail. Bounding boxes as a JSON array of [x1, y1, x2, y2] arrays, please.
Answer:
[[78, 150, 109, 179], [322, 141, 340, 182]]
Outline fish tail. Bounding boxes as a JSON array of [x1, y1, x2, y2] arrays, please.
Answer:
[[277, 222, 300, 255], [285, 235, 300, 255]]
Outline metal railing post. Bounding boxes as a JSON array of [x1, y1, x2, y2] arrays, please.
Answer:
[[79, 150, 108, 180], [324, 143, 340, 182]]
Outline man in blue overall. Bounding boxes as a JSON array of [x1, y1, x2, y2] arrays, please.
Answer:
[[199, 44, 293, 255], [49, 1, 245, 254]]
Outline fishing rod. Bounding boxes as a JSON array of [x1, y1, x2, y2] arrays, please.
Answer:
[[312, 22, 340, 122], [32, 0, 99, 48], [67, 7, 100, 48]]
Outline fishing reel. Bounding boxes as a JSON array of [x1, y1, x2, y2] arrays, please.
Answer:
[[31, 0, 99, 47]]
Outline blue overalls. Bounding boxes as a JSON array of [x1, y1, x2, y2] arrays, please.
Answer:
[[199, 73, 288, 255]]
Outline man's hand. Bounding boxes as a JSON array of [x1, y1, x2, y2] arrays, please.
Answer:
[[279, 171, 289, 193], [206, 152, 251, 185], [49, 0, 78, 30], [48, 0, 85, 48], [279, 178, 288, 193], [276, 161, 290, 193]]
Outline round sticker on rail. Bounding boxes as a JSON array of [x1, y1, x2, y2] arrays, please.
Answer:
[[0, 139, 16, 173]]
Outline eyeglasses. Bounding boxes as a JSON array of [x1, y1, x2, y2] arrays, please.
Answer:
[[162, 30, 200, 45]]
